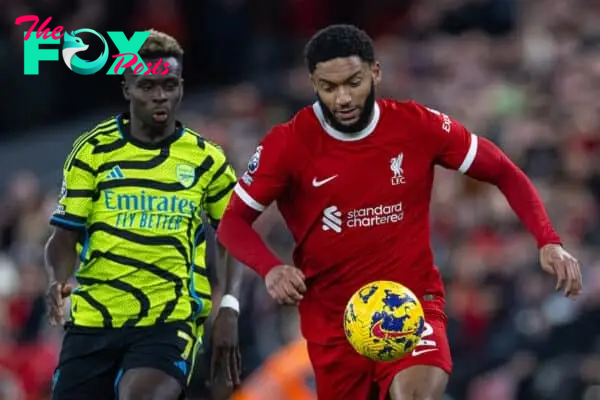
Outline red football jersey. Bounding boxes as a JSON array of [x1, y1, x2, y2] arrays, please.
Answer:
[[235, 99, 479, 344]]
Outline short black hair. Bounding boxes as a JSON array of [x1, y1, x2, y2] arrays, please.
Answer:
[[138, 29, 184, 62], [304, 24, 375, 73], [124, 29, 184, 79]]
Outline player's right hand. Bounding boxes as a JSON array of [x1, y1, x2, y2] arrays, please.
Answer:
[[265, 265, 306, 305], [46, 281, 72, 326]]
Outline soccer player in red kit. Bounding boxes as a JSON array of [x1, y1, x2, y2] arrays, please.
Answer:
[[217, 25, 583, 400]]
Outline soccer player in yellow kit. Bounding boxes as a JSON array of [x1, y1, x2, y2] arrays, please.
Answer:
[[45, 30, 242, 399]]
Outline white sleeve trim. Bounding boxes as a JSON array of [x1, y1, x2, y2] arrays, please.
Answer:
[[234, 183, 266, 212], [458, 133, 478, 174]]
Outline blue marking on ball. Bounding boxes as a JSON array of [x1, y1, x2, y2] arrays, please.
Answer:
[[382, 290, 417, 311]]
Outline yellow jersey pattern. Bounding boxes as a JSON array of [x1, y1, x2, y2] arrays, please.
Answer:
[[50, 113, 236, 329]]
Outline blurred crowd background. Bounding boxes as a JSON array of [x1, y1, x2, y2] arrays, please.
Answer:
[[0, 0, 599, 399]]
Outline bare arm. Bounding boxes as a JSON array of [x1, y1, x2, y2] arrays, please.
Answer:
[[202, 147, 245, 306], [46, 137, 95, 325], [44, 226, 80, 325], [216, 240, 243, 301], [211, 227, 245, 391], [44, 227, 79, 284]]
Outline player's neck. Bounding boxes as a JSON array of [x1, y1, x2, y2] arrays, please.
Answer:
[[316, 87, 377, 136], [130, 117, 177, 144], [313, 99, 380, 142]]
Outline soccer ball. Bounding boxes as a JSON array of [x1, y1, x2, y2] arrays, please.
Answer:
[[343, 280, 425, 362]]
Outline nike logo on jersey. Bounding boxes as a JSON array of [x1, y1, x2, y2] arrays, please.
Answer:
[[411, 348, 437, 356], [312, 175, 338, 187]]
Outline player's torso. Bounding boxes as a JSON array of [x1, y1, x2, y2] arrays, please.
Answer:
[[90, 138, 205, 241], [282, 101, 438, 291], [74, 127, 213, 328]]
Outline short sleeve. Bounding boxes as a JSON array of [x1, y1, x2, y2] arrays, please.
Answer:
[[417, 103, 479, 174], [234, 126, 293, 212], [204, 153, 237, 228], [50, 141, 96, 231]]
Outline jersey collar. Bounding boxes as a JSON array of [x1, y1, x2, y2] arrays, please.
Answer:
[[312, 101, 381, 142], [116, 113, 185, 149]]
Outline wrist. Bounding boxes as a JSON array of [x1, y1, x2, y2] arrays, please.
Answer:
[[51, 276, 69, 286], [538, 239, 562, 250], [257, 260, 281, 279], [220, 294, 240, 313], [47, 266, 70, 285]]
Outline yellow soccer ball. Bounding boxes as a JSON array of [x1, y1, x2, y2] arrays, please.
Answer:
[[343, 280, 426, 362]]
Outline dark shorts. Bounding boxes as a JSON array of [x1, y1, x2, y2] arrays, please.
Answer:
[[52, 321, 198, 400]]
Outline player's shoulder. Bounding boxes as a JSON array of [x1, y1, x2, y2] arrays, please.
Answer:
[[259, 105, 317, 148], [181, 127, 228, 163], [379, 99, 439, 122], [380, 99, 455, 136], [257, 118, 294, 150], [65, 116, 121, 164], [73, 115, 121, 148]]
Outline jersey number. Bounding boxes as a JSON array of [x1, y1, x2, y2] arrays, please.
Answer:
[[177, 330, 194, 361], [417, 321, 436, 348]]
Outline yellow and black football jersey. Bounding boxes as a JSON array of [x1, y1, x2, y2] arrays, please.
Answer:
[[50, 113, 236, 329]]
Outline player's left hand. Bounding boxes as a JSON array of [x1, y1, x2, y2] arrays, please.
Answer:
[[539, 244, 583, 298], [210, 307, 241, 399]]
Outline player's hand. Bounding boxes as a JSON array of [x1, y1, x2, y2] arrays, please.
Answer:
[[540, 244, 583, 298], [210, 307, 241, 399], [265, 265, 306, 305], [46, 281, 72, 326]]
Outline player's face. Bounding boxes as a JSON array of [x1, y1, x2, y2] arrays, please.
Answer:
[[124, 56, 183, 129], [311, 56, 381, 134]]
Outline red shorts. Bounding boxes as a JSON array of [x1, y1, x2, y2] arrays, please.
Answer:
[[307, 311, 452, 400]]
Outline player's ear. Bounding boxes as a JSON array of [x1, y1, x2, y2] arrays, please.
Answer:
[[121, 79, 130, 101], [371, 61, 382, 86], [309, 74, 318, 94]]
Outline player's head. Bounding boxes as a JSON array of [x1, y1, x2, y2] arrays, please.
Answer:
[[122, 29, 184, 129], [304, 24, 381, 134]]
